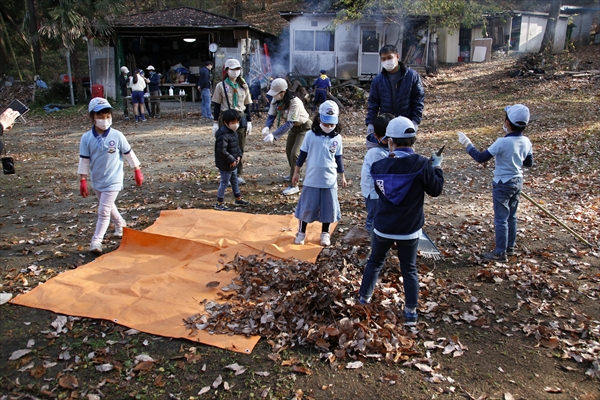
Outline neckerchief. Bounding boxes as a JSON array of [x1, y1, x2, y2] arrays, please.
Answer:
[[224, 77, 239, 108], [276, 100, 285, 127], [320, 74, 327, 79]]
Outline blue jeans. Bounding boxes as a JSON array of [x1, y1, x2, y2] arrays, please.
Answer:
[[201, 88, 212, 118], [364, 196, 379, 240], [217, 169, 240, 201], [492, 177, 522, 254], [359, 235, 419, 309]]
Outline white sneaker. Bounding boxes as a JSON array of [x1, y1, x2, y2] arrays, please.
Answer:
[[283, 175, 291, 181], [114, 219, 126, 238], [237, 176, 246, 185], [90, 241, 103, 254], [294, 232, 306, 245], [320, 232, 331, 246], [282, 186, 299, 195]]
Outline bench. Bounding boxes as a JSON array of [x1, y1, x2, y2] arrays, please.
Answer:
[[125, 95, 186, 119]]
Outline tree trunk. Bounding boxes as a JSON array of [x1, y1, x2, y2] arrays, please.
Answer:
[[27, 0, 42, 74], [540, 0, 562, 54]]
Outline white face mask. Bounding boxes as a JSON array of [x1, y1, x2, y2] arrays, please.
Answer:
[[274, 93, 285, 101], [228, 70, 241, 79], [382, 59, 398, 72], [95, 117, 112, 131], [320, 123, 335, 134], [228, 123, 240, 131]]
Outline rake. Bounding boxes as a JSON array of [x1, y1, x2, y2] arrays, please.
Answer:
[[418, 230, 442, 260]]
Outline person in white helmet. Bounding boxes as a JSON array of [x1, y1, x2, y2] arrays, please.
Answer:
[[211, 58, 253, 184]]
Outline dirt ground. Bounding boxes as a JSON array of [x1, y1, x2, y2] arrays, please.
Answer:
[[1, 48, 599, 399]]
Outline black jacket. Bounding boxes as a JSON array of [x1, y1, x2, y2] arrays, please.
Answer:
[[118, 74, 130, 97], [214, 125, 242, 171], [198, 67, 211, 90]]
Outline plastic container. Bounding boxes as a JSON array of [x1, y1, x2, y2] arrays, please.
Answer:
[[91, 84, 104, 98]]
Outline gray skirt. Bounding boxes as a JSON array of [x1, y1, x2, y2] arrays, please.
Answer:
[[294, 186, 341, 223]]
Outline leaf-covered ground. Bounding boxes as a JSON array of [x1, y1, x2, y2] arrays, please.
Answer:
[[1, 47, 599, 399]]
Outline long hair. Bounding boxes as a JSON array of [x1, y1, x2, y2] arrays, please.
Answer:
[[282, 89, 297, 110], [132, 70, 139, 84]]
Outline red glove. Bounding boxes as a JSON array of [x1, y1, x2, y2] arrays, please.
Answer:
[[80, 179, 88, 198], [134, 169, 144, 187]]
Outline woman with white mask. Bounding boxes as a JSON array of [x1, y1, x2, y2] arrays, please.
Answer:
[[261, 78, 311, 195], [212, 58, 253, 184]]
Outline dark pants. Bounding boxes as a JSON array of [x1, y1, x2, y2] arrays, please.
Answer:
[[285, 129, 306, 181]]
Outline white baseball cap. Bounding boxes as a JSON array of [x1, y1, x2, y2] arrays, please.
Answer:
[[120, 66, 129, 74], [504, 104, 530, 128], [147, 65, 155, 71], [224, 58, 241, 69], [267, 78, 288, 96], [88, 97, 112, 113], [384, 116, 416, 139], [319, 100, 339, 124]]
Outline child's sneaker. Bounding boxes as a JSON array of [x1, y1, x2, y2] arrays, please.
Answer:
[[506, 247, 515, 256], [403, 310, 418, 326], [141, 115, 147, 122], [282, 186, 299, 195], [294, 232, 306, 245], [90, 241, 103, 255], [237, 176, 246, 185], [482, 251, 508, 262], [320, 232, 331, 246], [235, 198, 249, 206], [114, 219, 126, 238], [214, 202, 230, 211]]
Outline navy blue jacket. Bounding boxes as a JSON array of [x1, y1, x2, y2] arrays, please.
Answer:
[[148, 73, 161, 92], [371, 149, 443, 236], [198, 67, 211, 90], [214, 125, 242, 171], [366, 65, 425, 126]]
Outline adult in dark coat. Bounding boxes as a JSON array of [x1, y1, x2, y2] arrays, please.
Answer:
[[198, 61, 213, 119], [118, 66, 131, 120], [365, 45, 424, 148]]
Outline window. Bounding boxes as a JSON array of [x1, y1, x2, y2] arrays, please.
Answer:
[[294, 30, 334, 52]]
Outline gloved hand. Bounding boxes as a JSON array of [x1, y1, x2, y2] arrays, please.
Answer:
[[261, 126, 270, 137], [367, 124, 374, 136], [212, 123, 219, 137], [458, 132, 472, 148], [263, 133, 274, 143], [80, 179, 88, 198], [430, 151, 443, 168], [246, 121, 252, 135], [134, 169, 144, 186]]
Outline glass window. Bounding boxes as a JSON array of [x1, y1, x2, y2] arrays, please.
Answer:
[[295, 30, 315, 51], [362, 30, 379, 53], [315, 31, 334, 51]]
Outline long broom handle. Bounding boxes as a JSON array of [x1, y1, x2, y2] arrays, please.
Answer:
[[521, 192, 593, 248]]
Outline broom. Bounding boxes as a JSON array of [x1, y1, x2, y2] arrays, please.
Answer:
[[418, 230, 442, 260]]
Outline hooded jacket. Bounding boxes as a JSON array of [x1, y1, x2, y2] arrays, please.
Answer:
[[214, 125, 242, 171], [365, 64, 425, 126], [371, 149, 443, 236]]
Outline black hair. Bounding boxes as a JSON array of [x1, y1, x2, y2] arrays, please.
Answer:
[[392, 137, 416, 147], [222, 109, 240, 124], [205, 61, 213, 66], [505, 114, 526, 132], [311, 114, 342, 136], [132, 69, 139, 84], [89, 108, 113, 119], [373, 113, 394, 138], [379, 45, 399, 55], [281, 89, 297, 110]]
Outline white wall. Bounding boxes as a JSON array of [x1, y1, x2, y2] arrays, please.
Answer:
[[288, 16, 337, 76], [438, 27, 459, 63]]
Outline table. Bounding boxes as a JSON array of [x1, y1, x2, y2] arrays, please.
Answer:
[[160, 83, 198, 103], [126, 95, 186, 119]]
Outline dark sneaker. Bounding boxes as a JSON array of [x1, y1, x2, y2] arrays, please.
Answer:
[[214, 202, 230, 211], [506, 247, 515, 256], [404, 311, 418, 326], [482, 251, 508, 262], [235, 198, 249, 206]]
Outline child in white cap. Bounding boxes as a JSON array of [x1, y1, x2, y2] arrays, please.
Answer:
[[358, 116, 444, 326], [291, 100, 347, 246], [458, 104, 533, 261], [78, 98, 144, 254]]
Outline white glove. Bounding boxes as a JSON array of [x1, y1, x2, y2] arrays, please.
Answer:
[[261, 127, 270, 137], [430, 151, 443, 168], [263, 133, 274, 143], [367, 124, 374, 136], [458, 131, 472, 148], [212, 123, 219, 137], [246, 121, 252, 135]]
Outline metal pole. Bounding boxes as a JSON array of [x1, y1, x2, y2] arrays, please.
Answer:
[[521, 192, 593, 248], [66, 49, 75, 106]]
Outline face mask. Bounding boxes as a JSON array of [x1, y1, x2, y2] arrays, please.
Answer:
[[274, 93, 285, 101], [95, 117, 112, 131], [382, 59, 398, 72], [228, 123, 240, 131], [228, 70, 241, 79], [320, 123, 335, 134]]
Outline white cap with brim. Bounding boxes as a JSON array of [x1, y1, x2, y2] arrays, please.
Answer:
[[384, 116, 416, 139], [319, 100, 339, 124], [267, 78, 288, 96], [120, 66, 129, 74], [504, 104, 530, 128], [88, 97, 112, 113], [224, 58, 241, 69], [147, 65, 155, 70]]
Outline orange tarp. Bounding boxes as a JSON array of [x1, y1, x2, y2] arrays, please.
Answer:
[[11, 210, 330, 353]]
